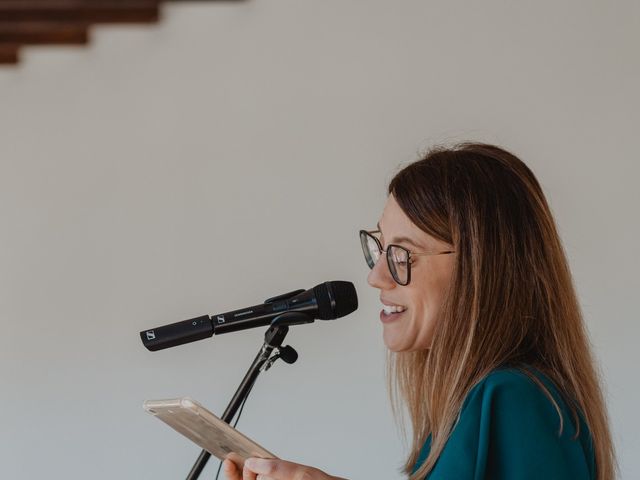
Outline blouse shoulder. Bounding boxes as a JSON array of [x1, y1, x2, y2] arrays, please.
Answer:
[[463, 367, 550, 409], [465, 367, 567, 422], [415, 367, 595, 480]]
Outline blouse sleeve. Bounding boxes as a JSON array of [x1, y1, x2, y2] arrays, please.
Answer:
[[423, 369, 593, 480]]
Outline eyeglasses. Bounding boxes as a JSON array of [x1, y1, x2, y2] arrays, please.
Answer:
[[359, 229, 455, 286]]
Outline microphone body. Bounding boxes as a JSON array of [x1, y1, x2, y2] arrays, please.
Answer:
[[141, 315, 213, 352], [140, 281, 357, 351]]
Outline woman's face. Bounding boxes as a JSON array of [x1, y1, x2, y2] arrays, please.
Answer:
[[367, 194, 455, 352]]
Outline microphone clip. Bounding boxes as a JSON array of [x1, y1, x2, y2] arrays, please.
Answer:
[[269, 311, 314, 328], [259, 311, 309, 372]]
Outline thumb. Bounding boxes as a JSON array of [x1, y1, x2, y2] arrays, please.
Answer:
[[244, 458, 315, 480]]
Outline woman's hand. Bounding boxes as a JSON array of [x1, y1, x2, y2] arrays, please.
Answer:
[[223, 457, 348, 480]]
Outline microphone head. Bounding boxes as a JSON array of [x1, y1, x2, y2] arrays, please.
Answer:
[[313, 281, 358, 320]]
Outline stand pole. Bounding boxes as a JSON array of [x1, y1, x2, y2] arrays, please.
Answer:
[[185, 311, 310, 479]]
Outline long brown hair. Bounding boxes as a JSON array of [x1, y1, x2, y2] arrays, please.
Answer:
[[386, 142, 616, 479]]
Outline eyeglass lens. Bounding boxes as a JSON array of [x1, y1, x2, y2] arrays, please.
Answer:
[[359, 231, 409, 285], [388, 246, 409, 284], [361, 232, 380, 268]]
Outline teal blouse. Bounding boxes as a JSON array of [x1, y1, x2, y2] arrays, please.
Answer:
[[411, 367, 595, 479]]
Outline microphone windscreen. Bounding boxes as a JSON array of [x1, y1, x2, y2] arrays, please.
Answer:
[[314, 281, 358, 320]]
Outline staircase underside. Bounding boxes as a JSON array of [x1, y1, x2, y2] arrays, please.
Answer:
[[0, 0, 238, 65]]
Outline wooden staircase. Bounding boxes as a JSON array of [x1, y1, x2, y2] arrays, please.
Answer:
[[0, 1, 235, 65]]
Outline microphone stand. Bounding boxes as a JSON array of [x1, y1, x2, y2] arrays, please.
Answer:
[[185, 311, 313, 480]]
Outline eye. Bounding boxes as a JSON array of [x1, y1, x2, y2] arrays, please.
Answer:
[[390, 247, 410, 266]]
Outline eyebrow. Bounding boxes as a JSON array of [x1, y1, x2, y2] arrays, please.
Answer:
[[376, 222, 423, 250]]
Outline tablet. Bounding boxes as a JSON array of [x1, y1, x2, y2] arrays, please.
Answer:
[[143, 397, 277, 468]]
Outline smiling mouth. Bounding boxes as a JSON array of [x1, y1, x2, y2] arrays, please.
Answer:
[[382, 305, 406, 315]]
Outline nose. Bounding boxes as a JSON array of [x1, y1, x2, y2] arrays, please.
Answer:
[[367, 254, 396, 290]]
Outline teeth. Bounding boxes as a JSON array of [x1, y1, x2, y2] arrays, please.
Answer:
[[383, 305, 406, 314]]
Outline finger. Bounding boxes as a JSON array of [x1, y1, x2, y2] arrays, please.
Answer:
[[245, 458, 317, 480], [222, 459, 242, 480]]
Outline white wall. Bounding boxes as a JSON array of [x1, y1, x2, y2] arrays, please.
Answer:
[[1, 1, 638, 478]]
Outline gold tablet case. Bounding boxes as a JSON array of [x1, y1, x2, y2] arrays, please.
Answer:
[[144, 397, 277, 468]]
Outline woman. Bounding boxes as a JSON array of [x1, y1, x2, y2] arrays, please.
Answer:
[[224, 142, 616, 480]]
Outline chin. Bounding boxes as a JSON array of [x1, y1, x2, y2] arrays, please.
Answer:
[[383, 329, 433, 352], [387, 345, 409, 353], [382, 334, 410, 352]]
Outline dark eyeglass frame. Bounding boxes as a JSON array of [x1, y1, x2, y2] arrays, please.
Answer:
[[359, 229, 455, 286]]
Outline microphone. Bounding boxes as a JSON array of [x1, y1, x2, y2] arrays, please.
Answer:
[[140, 280, 358, 351]]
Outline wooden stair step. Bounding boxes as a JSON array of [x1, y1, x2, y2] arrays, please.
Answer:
[[0, 22, 89, 45], [0, 1, 160, 24], [0, 43, 19, 64]]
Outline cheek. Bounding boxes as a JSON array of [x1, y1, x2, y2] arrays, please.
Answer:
[[406, 273, 450, 345], [411, 260, 452, 312], [411, 300, 438, 346]]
